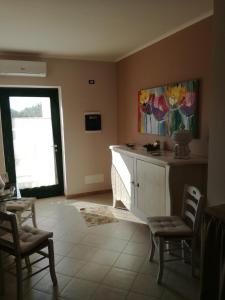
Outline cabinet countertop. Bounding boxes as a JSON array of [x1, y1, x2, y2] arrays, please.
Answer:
[[109, 145, 208, 167]]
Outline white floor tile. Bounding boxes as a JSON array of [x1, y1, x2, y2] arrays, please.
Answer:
[[60, 278, 98, 300], [127, 292, 157, 300], [76, 262, 110, 282], [67, 244, 98, 261], [123, 241, 149, 257], [92, 285, 127, 300], [91, 248, 120, 266], [56, 257, 86, 277], [132, 273, 165, 298], [33, 273, 71, 295], [2, 194, 200, 300], [114, 253, 145, 272], [103, 267, 137, 290]]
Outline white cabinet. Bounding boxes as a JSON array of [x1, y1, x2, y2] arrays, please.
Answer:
[[135, 160, 166, 220], [110, 146, 207, 222]]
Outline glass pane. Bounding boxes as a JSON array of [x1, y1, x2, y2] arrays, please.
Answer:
[[9, 97, 58, 189]]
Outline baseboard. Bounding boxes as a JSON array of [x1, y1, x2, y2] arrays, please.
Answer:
[[66, 189, 112, 199]]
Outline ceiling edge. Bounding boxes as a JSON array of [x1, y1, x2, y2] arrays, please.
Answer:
[[115, 9, 213, 63], [0, 52, 113, 63]]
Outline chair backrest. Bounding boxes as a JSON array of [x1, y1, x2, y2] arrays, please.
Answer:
[[182, 185, 204, 233], [0, 211, 20, 255], [0, 172, 9, 192]]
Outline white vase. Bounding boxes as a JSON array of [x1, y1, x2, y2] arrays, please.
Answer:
[[172, 124, 192, 159]]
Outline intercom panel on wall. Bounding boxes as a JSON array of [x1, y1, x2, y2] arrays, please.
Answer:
[[84, 112, 101, 132]]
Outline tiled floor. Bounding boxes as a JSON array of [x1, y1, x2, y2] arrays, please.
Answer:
[[0, 193, 200, 300]]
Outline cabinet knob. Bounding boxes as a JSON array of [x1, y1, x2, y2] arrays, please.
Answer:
[[130, 181, 135, 185], [136, 183, 140, 188]]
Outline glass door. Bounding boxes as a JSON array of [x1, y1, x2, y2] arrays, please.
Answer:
[[0, 88, 64, 198]]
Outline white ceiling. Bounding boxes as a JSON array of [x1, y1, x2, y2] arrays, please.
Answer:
[[0, 0, 213, 62]]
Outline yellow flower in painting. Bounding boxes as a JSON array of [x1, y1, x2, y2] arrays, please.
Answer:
[[139, 90, 150, 104], [166, 85, 187, 106]]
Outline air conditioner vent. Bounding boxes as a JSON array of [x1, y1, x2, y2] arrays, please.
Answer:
[[0, 59, 47, 77]]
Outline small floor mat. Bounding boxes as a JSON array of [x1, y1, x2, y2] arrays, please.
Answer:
[[79, 206, 119, 227]]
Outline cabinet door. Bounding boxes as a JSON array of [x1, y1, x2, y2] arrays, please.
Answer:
[[136, 159, 166, 217], [112, 151, 134, 209]]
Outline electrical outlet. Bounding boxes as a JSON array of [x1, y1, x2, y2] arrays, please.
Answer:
[[88, 80, 95, 84], [85, 174, 104, 184]]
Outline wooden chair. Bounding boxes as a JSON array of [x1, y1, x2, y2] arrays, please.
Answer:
[[5, 197, 37, 227], [0, 210, 57, 300], [0, 173, 37, 227], [148, 185, 204, 284]]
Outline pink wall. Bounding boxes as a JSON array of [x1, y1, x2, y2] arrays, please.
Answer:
[[116, 17, 212, 156], [0, 58, 117, 196]]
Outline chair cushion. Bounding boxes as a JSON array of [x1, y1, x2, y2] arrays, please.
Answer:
[[148, 216, 193, 237], [19, 225, 53, 253], [1, 225, 53, 254], [6, 198, 34, 212]]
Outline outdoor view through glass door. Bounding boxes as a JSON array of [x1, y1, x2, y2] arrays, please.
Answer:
[[0, 88, 64, 198], [10, 97, 57, 189]]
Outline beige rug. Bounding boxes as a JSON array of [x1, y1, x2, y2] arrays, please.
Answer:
[[79, 206, 119, 227]]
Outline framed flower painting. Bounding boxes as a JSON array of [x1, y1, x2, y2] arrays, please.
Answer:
[[138, 79, 199, 137]]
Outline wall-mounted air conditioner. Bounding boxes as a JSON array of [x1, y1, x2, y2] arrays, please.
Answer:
[[0, 59, 47, 77]]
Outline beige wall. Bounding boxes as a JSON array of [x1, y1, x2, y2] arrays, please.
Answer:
[[0, 58, 117, 196], [116, 17, 212, 156], [207, 0, 225, 206]]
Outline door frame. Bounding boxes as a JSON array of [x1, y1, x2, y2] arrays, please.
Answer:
[[0, 86, 65, 198]]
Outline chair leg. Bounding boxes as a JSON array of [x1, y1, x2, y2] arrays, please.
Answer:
[[25, 256, 32, 272], [191, 238, 196, 277], [149, 231, 155, 262], [181, 240, 185, 262], [15, 256, 23, 300], [48, 239, 58, 286], [157, 237, 164, 284], [16, 212, 22, 227], [181, 240, 189, 264], [31, 202, 37, 227], [112, 196, 117, 208], [0, 250, 5, 296]]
